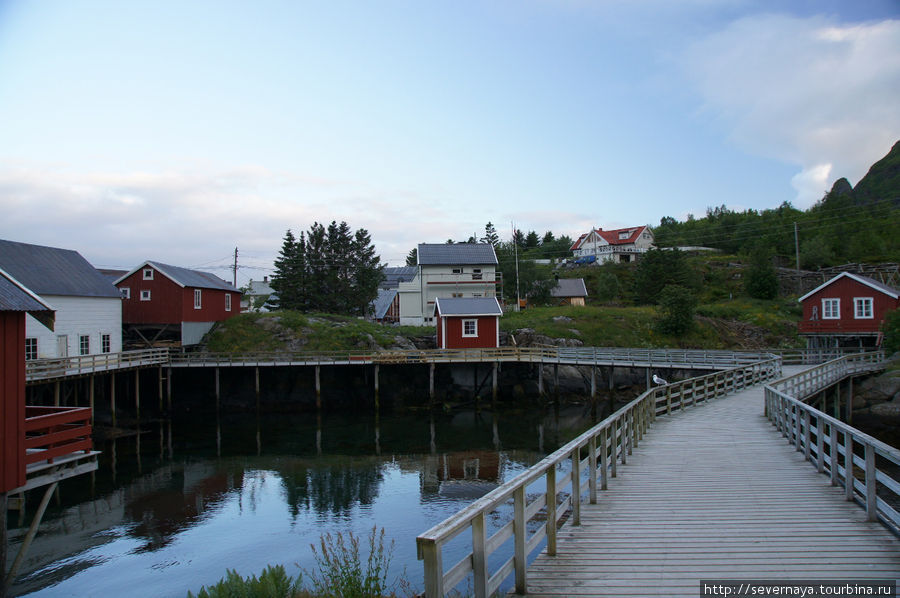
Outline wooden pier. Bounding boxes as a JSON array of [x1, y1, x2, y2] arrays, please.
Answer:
[[416, 353, 896, 597]]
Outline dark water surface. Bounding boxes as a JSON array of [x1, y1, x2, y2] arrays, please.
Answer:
[[10, 402, 598, 597]]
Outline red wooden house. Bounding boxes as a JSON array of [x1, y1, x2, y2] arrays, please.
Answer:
[[434, 297, 502, 349], [798, 272, 899, 350], [115, 261, 241, 346]]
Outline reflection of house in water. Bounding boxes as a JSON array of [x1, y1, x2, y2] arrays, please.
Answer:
[[8, 460, 242, 595], [415, 451, 508, 501]]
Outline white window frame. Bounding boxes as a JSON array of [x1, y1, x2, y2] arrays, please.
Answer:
[[194, 289, 202, 310], [121, 287, 131, 299], [472, 268, 482, 280], [141, 290, 152, 301], [143, 268, 154, 280], [462, 319, 478, 337], [225, 293, 232, 312], [102, 334, 111, 353], [822, 298, 840, 320], [452, 267, 462, 275], [25, 337, 37, 361], [854, 297, 874, 319], [79, 335, 90, 356]]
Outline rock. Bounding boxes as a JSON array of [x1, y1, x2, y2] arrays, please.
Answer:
[[553, 316, 572, 323]]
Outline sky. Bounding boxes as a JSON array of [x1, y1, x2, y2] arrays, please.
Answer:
[[1, 0, 898, 284]]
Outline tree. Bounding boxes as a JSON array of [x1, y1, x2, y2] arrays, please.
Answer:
[[350, 228, 384, 316], [632, 248, 697, 305], [270, 230, 299, 310], [480, 222, 500, 248], [405, 248, 418, 267], [744, 245, 779, 300], [524, 230, 541, 249], [655, 285, 697, 335], [512, 228, 525, 249]]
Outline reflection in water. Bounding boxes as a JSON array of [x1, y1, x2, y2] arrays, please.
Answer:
[[9, 403, 597, 597]]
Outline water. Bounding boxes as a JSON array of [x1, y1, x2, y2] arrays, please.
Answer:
[[9, 402, 599, 597]]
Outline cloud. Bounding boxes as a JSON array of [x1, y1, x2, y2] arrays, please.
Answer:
[[683, 14, 900, 206]]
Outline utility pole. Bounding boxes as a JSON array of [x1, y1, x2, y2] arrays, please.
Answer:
[[512, 222, 520, 312], [232, 247, 238, 288], [794, 222, 800, 271]]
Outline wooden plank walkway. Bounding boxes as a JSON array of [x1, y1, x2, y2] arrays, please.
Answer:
[[523, 367, 900, 596]]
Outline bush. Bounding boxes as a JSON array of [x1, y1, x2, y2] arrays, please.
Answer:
[[305, 526, 396, 598], [187, 565, 304, 598], [883, 310, 900, 355], [655, 285, 698, 336]]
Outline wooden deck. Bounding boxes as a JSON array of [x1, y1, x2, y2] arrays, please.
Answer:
[[522, 366, 900, 596]]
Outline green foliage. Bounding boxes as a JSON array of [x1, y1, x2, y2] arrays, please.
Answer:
[[270, 221, 384, 316], [405, 248, 417, 266], [593, 270, 621, 303], [743, 246, 779, 300], [632, 248, 699, 305], [883, 309, 900, 355], [480, 222, 499, 248], [187, 564, 304, 598], [305, 527, 395, 598], [655, 285, 697, 335]]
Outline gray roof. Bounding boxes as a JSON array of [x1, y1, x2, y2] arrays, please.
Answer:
[[381, 266, 417, 289], [0, 268, 55, 330], [435, 297, 503, 316], [551, 278, 588, 298], [0, 239, 122, 298], [418, 243, 498, 266], [117, 261, 239, 292], [372, 288, 398, 319]]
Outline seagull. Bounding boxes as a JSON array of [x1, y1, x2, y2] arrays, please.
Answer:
[[652, 374, 667, 385]]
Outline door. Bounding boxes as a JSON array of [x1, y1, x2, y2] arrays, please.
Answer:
[[57, 335, 68, 358]]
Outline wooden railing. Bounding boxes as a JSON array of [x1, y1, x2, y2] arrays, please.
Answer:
[[26, 348, 170, 382], [24, 406, 93, 467], [416, 356, 782, 597], [764, 352, 897, 529], [169, 347, 774, 369]]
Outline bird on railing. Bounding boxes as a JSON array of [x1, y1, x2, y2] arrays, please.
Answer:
[[652, 374, 667, 385]]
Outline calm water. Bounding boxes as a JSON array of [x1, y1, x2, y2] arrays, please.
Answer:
[[9, 401, 599, 597]]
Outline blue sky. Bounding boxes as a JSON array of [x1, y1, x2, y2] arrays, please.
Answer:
[[1, 0, 898, 282]]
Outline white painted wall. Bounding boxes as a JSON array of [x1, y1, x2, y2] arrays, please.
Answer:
[[397, 264, 498, 325], [25, 295, 123, 358]]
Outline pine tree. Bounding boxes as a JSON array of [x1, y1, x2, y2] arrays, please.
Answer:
[[480, 222, 500, 248], [405, 248, 418, 267], [270, 230, 298, 310], [351, 228, 384, 316]]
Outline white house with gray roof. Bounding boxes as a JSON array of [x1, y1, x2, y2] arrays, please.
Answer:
[[397, 243, 500, 326], [0, 239, 122, 358]]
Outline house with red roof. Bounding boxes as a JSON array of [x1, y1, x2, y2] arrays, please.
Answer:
[[570, 226, 655, 264], [115, 261, 241, 347], [798, 272, 899, 350]]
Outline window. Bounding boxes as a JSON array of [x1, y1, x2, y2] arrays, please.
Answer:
[[225, 293, 232, 312], [452, 268, 462, 275], [822, 298, 840, 319], [194, 289, 202, 309], [854, 297, 873, 319], [121, 287, 131, 299], [472, 268, 482, 280], [452, 292, 463, 298], [618, 231, 632, 240], [102, 334, 111, 353], [141, 290, 151, 301], [25, 338, 37, 360], [79, 335, 90, 356], [143, 268, 154, 280], [462, 319, 478, 337]]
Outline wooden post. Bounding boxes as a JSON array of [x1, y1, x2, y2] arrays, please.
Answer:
[[255, 367, 260, 410], [816, 414, 824, 473], [590, 367, 596, 400], [215, 367, 220, 411], [315, 365, 321, 410], [429, 363, 435, 400], [158, 366, 164, 412], [513, 486, 527, 594], [134, 369, 141, 420], [54, 381, 60, 407], [374, 364, 380, 409], [845, 432, 855, 501], [546, 466, 557, 556], [472, 512, 487, 598], [110, 372, 117, 427], [600, 427, 609, 489], [492, 362, 498, 401], [571, 448, 581, 526], [610, 421, 617, 478], [588, 435, 598, 504], [865, 443, 877, 521], [166, 367, 172, 410], [830, 423, 838, 486], [846, 378, 853, 424], [538, 365, 544, 395], [5, 482, 57, 589], [419, 541, 443, 598], [89, 376, 95, 426]]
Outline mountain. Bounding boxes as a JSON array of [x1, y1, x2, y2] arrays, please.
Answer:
[[842, 140, 900, 206]]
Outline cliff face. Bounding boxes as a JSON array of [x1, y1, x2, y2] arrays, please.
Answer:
[[838, 140, 900, 206]]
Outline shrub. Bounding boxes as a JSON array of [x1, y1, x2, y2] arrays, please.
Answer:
[[305, 526, 396, 598], [655, 285, 698, 336], [187, 564, 304, 598], [883, 310, 900, 355]]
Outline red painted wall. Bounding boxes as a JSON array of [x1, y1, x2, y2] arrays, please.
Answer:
[[799, 277, 899, 335], [118, 267, 239, 324], [438, 314, 498, 349], [1, 311, 26, 492]]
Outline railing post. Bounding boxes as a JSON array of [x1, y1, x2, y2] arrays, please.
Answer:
[[571, 448, 581, 526], [418, 539, 443, 598], [600, 428, 609, 490], [803, 410, 811, 462], [588, 436, 598, 504], [514, 486, 527, 594], [472, 512, 488, 598], [546, 466, 557, 556], [865, 443, 877, 522], [816, 414, 824, 473], [845, 432, 855, 502], [829, 422, 838, 486]]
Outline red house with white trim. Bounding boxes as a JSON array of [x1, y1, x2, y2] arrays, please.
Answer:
[[798, 272, 899, 350], [115, 261, 241, 346], [434, 297, 502, 349]]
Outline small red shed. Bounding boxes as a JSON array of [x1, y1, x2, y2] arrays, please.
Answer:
[[434, 297, 502, 349], [798, 272, 899, 350], [115, 261, 241, 346]]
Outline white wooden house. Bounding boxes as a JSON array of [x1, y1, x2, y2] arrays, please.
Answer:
[[0, 239, 122, 359], [570, 226, 655, 264], [398, 244, 500, 326]]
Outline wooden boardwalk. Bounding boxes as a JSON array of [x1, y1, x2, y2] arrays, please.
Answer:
[[523, 367, 900, 596]]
